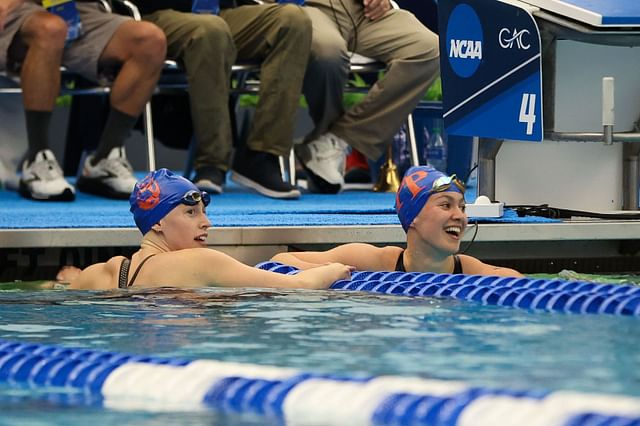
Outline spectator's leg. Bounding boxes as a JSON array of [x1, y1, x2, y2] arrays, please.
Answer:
[[63, 3, 165, 199], [223, 4, 311, 157], [220, 4, 308, 199], [144, 10, 236, 191], [288, 1, 354, 193], [17, 12, 66, 162], [10, 10, 75, 201], [329, 9, 440, 161], [300, 5, 349, 143], [93, 20, 166, 162]]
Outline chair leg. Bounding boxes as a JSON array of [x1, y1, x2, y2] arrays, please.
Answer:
[[277, 151, 297, 184], [143, 101, 156, 171], [406, 113, 420, 167], [289, 149, 296, 185], [278, 155, 287, 183], [184, 135, 198, 179]]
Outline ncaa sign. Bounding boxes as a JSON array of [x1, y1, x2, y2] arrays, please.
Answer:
[[446, 3, 483, 78]]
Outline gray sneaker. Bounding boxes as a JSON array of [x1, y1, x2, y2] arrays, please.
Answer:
[[296, 132, 348, 194], [19, 149, 75, 201], [77, 147, 137, 199]]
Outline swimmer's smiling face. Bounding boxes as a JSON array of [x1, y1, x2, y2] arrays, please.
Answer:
[[410, 191, 467, 254]]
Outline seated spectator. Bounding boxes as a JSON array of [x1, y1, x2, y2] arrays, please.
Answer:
[[131, 0, 311, 199], [278, 0, 440, 193], [63, 168, 352, 289], [0, 0, 166, 201], [272, 166, 524, 277]]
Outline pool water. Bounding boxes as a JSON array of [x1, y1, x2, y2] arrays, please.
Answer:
[[0, 282, 639, 424]]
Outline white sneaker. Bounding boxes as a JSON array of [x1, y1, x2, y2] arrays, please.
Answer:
[[297, 132, 348, 194], [19, 149, 75, 201], [77, 147, 137, 199]]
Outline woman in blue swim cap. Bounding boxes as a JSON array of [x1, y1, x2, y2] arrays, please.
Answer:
[[65, 169, 353, 290], [272, 166, 522, 277]]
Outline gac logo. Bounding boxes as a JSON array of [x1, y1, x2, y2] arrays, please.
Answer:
[[449, 39, 482, 60], [498, 28, 530, 50]]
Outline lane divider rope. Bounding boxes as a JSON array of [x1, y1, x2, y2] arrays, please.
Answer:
[[1, 339, 639, 425], [256, 262, 640, 316]]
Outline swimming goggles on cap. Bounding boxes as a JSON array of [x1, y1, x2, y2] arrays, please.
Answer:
[[429, 174, 466, 194], [181, 190, 210, 207]]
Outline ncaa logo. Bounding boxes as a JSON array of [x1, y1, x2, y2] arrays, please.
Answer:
[[446, 4, 483, 78]]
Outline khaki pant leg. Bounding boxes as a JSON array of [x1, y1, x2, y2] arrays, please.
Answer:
[[299, 5, 350, 142], [329, 8, 440, 160], [222, 4, 311, 157], [145, 10, 236, 172]]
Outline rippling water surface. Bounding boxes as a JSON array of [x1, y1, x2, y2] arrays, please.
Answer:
[[0, 279, 639, 425]]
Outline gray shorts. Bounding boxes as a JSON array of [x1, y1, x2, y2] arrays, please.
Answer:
[[0, 1, 130, 81]]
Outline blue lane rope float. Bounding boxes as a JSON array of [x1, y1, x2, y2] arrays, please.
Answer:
[[256, 262, 640, 316], [1, 339, 639, 425]]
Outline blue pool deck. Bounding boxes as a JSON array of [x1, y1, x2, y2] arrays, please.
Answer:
[[1, 182, 640, 268]]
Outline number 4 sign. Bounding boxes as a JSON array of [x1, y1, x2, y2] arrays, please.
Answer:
[[520, 93, 537, 136], [439, 0, 544, 142]]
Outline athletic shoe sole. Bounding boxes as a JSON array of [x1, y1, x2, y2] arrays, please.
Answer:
[[194, 179, 223, 195], [76, 176, 131, 200], [230, 172, 301, 199], [343, 182, 375, 191], [19, 181, 75, 201]]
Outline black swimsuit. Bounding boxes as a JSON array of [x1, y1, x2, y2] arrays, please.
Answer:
[[118, 255, 156, 288], [395, 250, 463, 274]]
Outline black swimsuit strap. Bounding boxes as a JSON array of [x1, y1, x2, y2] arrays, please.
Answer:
[[126, 254, 156, 288], [452, 255, 463, 274], [395, 250, 406, 272], [395, 250, 464, 274], [118, 258, 131, 289]]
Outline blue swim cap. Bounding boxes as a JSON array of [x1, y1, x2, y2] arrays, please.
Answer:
[[395, 166, 465, 232], [129, 168, 203, 235]]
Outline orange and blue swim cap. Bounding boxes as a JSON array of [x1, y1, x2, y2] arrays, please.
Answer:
[[395, 166, 466, 232], [129, 168, 210, 234]]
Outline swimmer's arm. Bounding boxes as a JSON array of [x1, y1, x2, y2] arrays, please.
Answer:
[[183, 249, 352, 290], [482, 265, 524, 278], [459, 255, 524, 278], [271, 243, 395, 271]]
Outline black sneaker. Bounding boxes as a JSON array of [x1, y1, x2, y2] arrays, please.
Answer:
[[230, 149, 301, 199], [345, 167, 371, 184], [193, 166, 225, 195], [344, 167, 373, 190]]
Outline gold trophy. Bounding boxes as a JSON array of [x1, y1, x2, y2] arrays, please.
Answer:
[[373, 144, 401, 192]]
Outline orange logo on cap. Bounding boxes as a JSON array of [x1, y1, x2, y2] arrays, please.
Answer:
[[404, 170, 429, 199], [136, 179, 160, 210], [396, 169, 429, 211]]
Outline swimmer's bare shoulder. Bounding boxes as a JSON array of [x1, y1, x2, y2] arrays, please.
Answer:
[[67, 256, 126, 290]]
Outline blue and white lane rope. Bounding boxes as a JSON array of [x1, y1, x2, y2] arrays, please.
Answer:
[[1, 340, 640, 425], [257, 262, 640, 316]]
